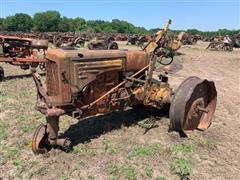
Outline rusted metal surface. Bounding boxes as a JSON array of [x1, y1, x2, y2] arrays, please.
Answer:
[[169, 76, 217, 136], [0, 35, 48, 80], [88, 37, 118, 50], [28, 20, 218, 154], [32, 124, 48, 154], [206, 41, 233, 51]]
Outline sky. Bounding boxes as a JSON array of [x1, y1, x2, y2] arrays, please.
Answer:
[[0, 0, 239, 31]]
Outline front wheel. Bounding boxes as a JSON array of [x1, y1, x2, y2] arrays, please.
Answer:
[[32, 124, 49, 154], [169, 76, 217, 136]]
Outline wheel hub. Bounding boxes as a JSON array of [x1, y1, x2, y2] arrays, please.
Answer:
[[169, 76, 217, 136]]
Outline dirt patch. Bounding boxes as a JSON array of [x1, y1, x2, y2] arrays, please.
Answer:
[[0, 41, 240, 179]]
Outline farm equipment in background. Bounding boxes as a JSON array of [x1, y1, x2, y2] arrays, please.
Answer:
[[0, 35, 48, 81], [88, 36, 119, 50], [206, 40, 233, 51], [29, 19, 217, 154], [177, 32, 201, 45], [233, 32, 240, 48], [127, 34, 151, 47]]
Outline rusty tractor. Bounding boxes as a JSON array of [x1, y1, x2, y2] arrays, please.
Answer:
[[0, 35, 48, 81], [88, 37, 118, 50], [127, 34, 150, 47], [177, 32, 201, 45], [206, 40, 233, 51], [30, 19, 217, 154]]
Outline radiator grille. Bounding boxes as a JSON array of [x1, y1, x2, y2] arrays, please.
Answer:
[[46, 61, 58, 96]]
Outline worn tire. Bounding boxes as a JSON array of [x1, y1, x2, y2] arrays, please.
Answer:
[[169, 76, 217, 135]]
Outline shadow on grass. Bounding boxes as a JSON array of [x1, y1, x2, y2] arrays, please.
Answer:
[[61, 105, 170, 147]]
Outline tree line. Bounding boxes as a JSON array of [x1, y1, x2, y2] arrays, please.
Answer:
[[0, 11, 239, 37], [0, 11, 147, 34]]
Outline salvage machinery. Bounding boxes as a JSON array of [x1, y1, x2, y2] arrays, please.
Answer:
[[31, 19, 217, 154], [0, 35, 48, 81]]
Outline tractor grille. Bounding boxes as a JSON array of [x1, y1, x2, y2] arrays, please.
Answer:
[[46, 61, 59, 96]]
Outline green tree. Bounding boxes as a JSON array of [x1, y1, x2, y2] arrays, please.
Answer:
[[33, 11, 61, 32], [58, 17, 70, 32], [69, 17, 86, 32], [3, 13, 32, 32], [0, 18, 4, 31]]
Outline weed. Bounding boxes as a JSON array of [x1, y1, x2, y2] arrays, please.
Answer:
[[88, 175, 95, 179], [110, 164, 136, 180], [13, 159, 25, 174], [29, 160, 38, 169], [102, 138, 117, 154], [22, 89, 35, 97], [72, 145, 97, 157], [172, 143, 194, 154], [170, 158, 192, 178], [128, 144, 163, 158], [146, 168, 153, 178], [35, 166, 48, 176], [72, 146, 84, 154], [3, 146, 19, 158], [21, 123, 36, 133], [58, 175, 69, 180], [202, 138, 217, 150], [0, 91, 7, 98], [33, 112, 44, 120], [0, 122, 8, 140], [16, 115, 27, 122], [156, 176, 166, 180], [88, 149, 97, 156]]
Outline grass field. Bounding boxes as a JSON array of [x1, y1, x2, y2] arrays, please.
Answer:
[[0, 42, 240, 179]]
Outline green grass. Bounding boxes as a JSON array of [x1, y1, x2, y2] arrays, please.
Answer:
[[29, 160, 38, 169], [72, 144, 97, 157], [110, 164, 136, 180], [33, 112, 45, 120], [156, 176, 166, 180], [3, 146, 19, 158], [128, 144, 163, 158], [146, 168, 153, 178], [35, 166, 48, 176], [13, 159, 25, 174], [16, 115, 27, 122], [21, 123, 36, 133], [170, 158, 192, 178], [202, 138, 217, 150], [72, 145, 84, 154], [58, 175, 69, 180], [0, 122, 8, 140], [171, 143, 195, 154], [102, 138, 117, 155], [21, 89, 35, 97]]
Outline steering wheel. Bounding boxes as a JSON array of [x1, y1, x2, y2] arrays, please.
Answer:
[[157, 51, 174, 65]]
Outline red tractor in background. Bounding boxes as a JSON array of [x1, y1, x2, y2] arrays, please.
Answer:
[[0, 35, 48, 81]]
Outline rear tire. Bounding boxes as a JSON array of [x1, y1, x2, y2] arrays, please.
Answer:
[[169, 76, 217, 136]]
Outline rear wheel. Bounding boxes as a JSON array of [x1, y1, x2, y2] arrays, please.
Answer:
[[169, 76, 217, 136]]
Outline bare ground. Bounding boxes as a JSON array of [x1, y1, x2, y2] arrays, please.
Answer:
[[0, 41, 240, 180]]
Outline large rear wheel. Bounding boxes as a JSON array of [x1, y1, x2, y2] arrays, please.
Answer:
[[169, 76, 217, 136]]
